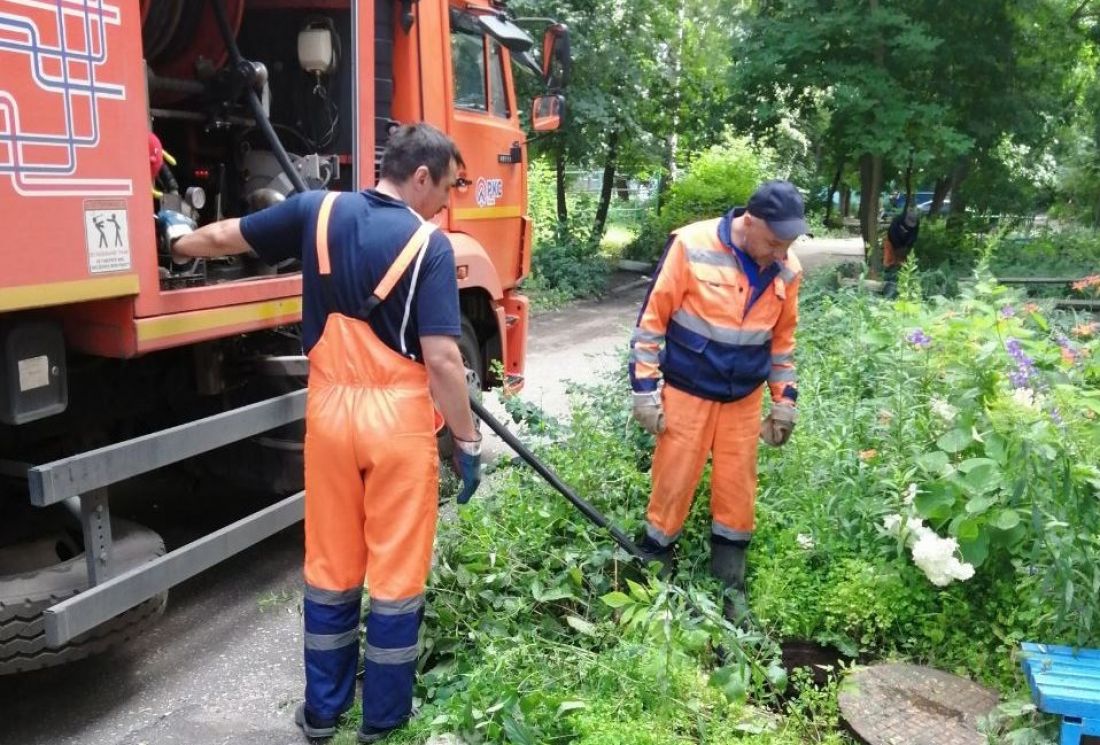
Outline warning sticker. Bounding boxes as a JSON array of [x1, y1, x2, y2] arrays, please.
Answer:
[[84, 200, 131, 273]]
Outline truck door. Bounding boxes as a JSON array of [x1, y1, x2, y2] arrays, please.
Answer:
[[446, 11, 525, 288]]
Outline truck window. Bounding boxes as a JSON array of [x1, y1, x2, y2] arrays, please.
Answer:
[[489, 40, 510, 118], [452, 30, 488, 112]]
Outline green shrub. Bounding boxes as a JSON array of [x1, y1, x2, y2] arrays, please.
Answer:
[[626, 136, 771, 262], [525, 159, 611, 307]]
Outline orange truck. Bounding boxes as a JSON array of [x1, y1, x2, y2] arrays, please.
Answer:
[[0, 0, 569, 673]]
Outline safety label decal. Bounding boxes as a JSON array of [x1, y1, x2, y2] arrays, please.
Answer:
[[84, 199, 131, 273]]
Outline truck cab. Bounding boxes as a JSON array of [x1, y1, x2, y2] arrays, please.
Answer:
[[0, 0, 569, 673]]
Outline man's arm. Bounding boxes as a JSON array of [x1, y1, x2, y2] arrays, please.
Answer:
[[768, 273, 799, 405], [172, 218, 254, 259], [421, 334, 477, 442], [629, 234, 688, 393]]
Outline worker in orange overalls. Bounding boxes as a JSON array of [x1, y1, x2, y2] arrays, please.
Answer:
[[161, 124, 481, 742], [882, 209, 920, 299], [628, 180, 804, 620]]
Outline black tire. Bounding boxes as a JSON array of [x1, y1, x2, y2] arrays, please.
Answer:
[[0, 518, 167, 675], [437, 318, 483, 461]]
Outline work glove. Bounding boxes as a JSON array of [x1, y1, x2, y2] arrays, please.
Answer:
[[155, 210, 201, 274], [760, 403, 797, 447], [632, 390, 666, 435], [155, 209, 196, 253], [452, 435, 483, 505]]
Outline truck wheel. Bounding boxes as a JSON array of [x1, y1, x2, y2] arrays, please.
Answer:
[[437, 318, 483, 461], [0, 518, 167, 675]]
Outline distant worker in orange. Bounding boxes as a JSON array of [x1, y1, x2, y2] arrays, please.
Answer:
[[882, 209, 920, 299], [628, 180, 804, 620], [159, 123, 481, 742]]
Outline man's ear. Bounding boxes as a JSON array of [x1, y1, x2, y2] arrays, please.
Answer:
[[414, 165, 432, 187]]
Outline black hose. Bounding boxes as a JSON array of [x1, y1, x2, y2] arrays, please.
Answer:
[[209, 0, 310, 195], [469, 397, 646, 560]]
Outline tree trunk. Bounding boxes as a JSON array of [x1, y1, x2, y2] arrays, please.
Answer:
[[903, 151, 914, 212], [944, 158, 970, 231], [841, 186, 851, 217], [859, 152, 884, 276], [591, 129, 619, 244], [615, 175, 630, 202], [931, 177, 950, 220], [825, 162, 843, 224], [555, 143, 568, 222]]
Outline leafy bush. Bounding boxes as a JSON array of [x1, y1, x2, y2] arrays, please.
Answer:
[[625, 136, 771, 262], [525, 159, 612, 308]]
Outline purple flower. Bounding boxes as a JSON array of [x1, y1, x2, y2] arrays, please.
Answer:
[[1050, 407, 1064, 426], [1005, 338, 1037, 389], [1000, 305, 1016, 318], [907, 329, 932, 348]]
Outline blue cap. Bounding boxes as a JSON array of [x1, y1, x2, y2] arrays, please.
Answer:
[[746, 180, 807, 241]]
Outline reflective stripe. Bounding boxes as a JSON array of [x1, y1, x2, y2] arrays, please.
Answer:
[[686, 247, 740, 270], [671, 310, 773, 346], [712, 522, 753, 543], [364, 643, 419, 664], [305, 627, 359, 651], [304, 585, 363, 606], [370, 594, 425, 616], [771, 353, 794, 365], [631, 328, 664, 345], [631, 346, 660, 365], [768, 367, 798, 382], [646, 522, 680, 547]]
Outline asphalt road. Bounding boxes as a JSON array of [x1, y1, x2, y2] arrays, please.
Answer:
[[0, 237, 862, 745]]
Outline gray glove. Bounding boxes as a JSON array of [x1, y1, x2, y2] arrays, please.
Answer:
[[632, 390, 666, 435], [761, 403, 797, 447]]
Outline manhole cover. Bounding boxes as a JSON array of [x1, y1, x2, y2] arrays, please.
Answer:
[[838, 663, 999, 745]]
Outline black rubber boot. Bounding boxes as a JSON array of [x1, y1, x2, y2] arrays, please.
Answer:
[[633, 532, 676, 578], [710, 536, 750, 625]]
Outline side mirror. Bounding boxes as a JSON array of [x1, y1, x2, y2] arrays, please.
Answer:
[[531, 94, 565, 132], [541, 24, 571, 89]]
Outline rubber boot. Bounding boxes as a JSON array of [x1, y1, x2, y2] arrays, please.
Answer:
[[633, 532, 675, 579], [710, 536, 749, 625]]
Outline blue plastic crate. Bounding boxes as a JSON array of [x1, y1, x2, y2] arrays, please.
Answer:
[[1020, 642, 1100, 745]]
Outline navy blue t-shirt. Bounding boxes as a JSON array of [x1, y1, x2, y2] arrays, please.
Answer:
[[239, 189, 461, 358]]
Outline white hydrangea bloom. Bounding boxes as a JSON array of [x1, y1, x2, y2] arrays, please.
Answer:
[[882, 514, 903, 533], [796, 533, 815, 550], [909, 531, 976, 587], [930, 398, 958, 423]]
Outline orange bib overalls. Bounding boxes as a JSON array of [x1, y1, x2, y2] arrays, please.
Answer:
[[302, 192, 440, 731]]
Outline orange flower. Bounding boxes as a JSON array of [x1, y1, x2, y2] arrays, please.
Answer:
[[1072, 274, 1100, 291], [1073, 322, 1098, 338], [859, 449, 878, 461], [1023, 303, 1040, 313], [1061, 347, 1077, 365]]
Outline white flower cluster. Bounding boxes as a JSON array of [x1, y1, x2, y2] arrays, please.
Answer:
[[1010, 387, 1044, 411], [796, 533, 815, 550], [881, 503, 975, 587], [929, 398, 958, 423]]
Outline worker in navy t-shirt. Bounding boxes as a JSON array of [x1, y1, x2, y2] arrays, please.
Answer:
[[160, 123, 481, 742]]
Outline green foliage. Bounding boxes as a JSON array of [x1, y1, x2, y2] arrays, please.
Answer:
[[626, 136, 771, 262], [525, 159, 612, 308]]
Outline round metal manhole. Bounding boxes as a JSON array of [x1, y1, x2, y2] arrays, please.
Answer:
[[838, 663, 999, 745]]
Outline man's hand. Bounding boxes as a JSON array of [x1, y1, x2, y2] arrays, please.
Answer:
[[632, 390, 666, 435], [761, 403, 797, 447], [452, 435, 482, 504]]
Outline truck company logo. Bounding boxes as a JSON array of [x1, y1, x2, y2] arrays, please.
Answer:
[[475, 177, 504, 207], [0, 0, 131, 197]]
